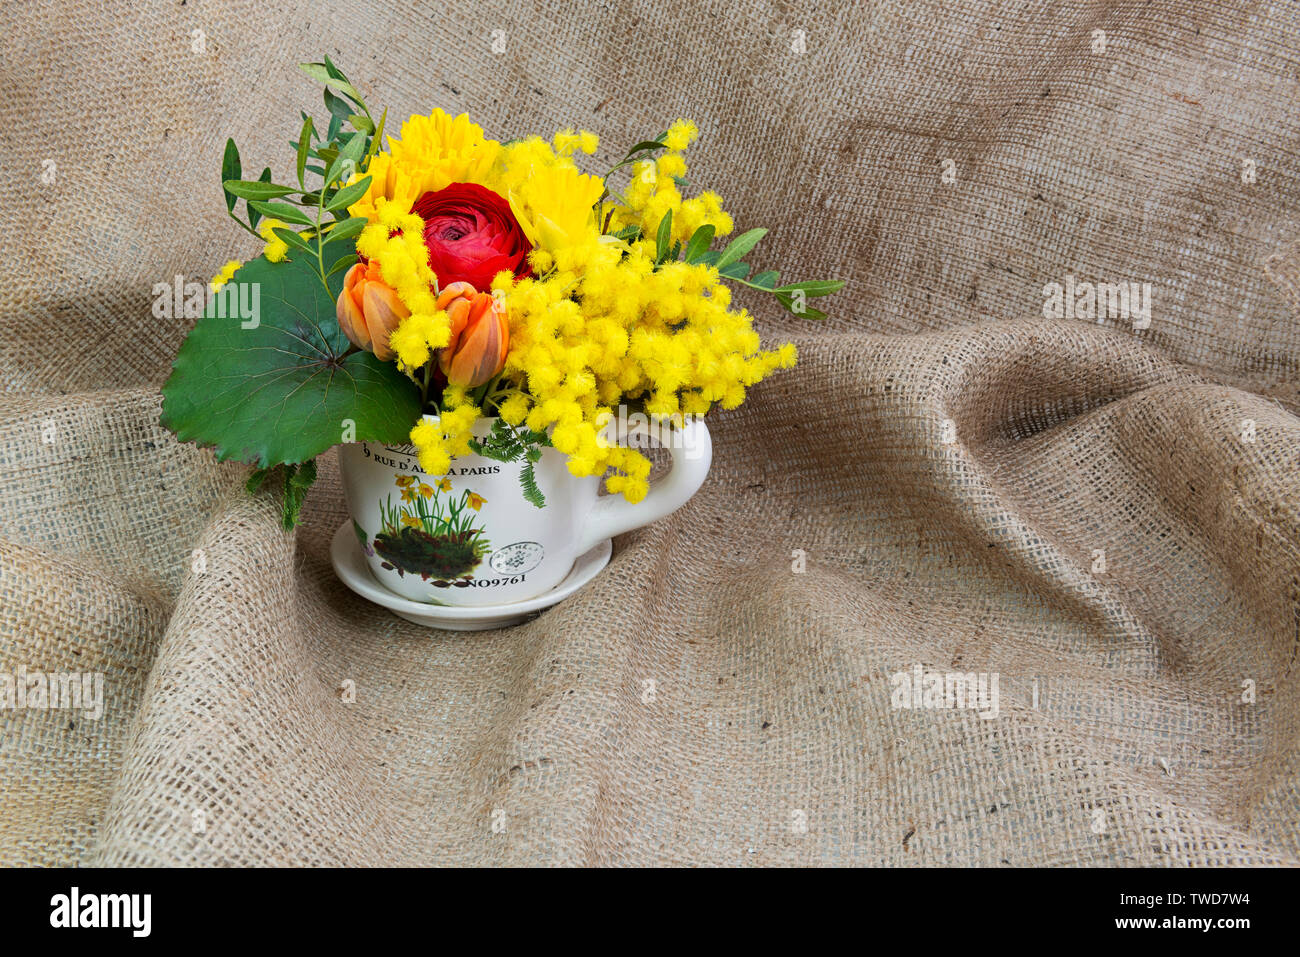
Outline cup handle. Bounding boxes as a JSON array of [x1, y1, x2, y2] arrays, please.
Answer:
[[575, 417, 712, 555]]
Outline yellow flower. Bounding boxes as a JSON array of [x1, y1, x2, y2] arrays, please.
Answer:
[[395, 475, 416, 488], [664, 119, 698, 152], [506, 162, 606, 254], [401, 514, 421, 528], [257, 218, 290, 263], [437, 478, 452, 493], [418, 482, 434, 498], [466, 492, 486, 511], [347, 110, 501, 221], [400, 488, 416, 504], [210, 259, 241, 292]]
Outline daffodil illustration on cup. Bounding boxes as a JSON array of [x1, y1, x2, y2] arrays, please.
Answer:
[[368, 474, 491, 585]]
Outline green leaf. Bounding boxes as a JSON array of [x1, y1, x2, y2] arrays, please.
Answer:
[[299, 62, 364, 104], [366, 107, 387, 164], [281, 458, 318, 529], [245, 467, 271, 494], [249, 200, 315, 227], [326, 130, 367, 186], [296, 115, 313, 188], [623, 139, 667, 157], [775, 291, 828, 320], [519, 460, 545, 508], [247, 169, 272, 228], [347, 113, 374, 134], [161, 245, 422, 468], [321, 55, 348, 81], [695, 249, 721, 266], [714, 228, 767, 271], [324, 217, 367, 243], [774, 279, 846, 297], [224, 180, 299, 200], [323, 87, 353, 121], [326, 253, 359, 278], [683, 224, 715, 262], [272, 227, 314, 255], [222, 139, 241, 212], [326, 175, 372, 212], [718, 261, 750, 279], [298, 110, 319, 141], [655, 209, 673, 264], [612, 225, 641, 242], [751, 270, 780, 289]]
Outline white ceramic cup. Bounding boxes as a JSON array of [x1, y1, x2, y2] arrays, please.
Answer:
[[339, 415, 712, 606]]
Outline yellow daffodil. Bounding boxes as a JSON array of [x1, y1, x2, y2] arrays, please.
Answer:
[[437, 478, 452, 492], [506, 163, 605, 254], [418, 482, 434, 498], [466, 492, 486, 511], [401, 514, 421, 528]]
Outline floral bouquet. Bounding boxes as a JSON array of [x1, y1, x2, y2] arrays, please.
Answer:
[[162, 58, 842, 530]]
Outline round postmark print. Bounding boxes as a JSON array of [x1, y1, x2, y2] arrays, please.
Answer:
[[488, 541, 545, 575]]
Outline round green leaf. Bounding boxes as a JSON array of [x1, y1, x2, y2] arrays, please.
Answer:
[[161, 245, 421, 467]]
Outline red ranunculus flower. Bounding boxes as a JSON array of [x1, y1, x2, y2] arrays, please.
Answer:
[[411, 183, 531, 291]]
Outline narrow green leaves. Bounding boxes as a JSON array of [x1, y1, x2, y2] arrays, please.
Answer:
[[325, 253, 359, 278], [714, 228, 767, 271], [323, 217, 367, 243], [224, 180, 299, 200], [775, 279, 845, 297], [326, 175, 372, 212], [222, 139, 241, 212], [325, 130, 366, 187], [299, 62, 364, 105], [272, 226, 314, 254], [249, 200, 315, 226], [683, 224, 715, 263], [295, 115, 313, 187], [655, 209, 673, 264]]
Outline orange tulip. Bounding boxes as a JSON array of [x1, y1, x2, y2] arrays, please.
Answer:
[[435, 281, 510, 387], [336, 260, 409, 361]]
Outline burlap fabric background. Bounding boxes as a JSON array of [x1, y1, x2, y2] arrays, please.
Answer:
[[1, 0, 1297, 866]]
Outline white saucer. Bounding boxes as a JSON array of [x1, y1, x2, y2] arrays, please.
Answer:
[[329, 523, 612, 631]]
